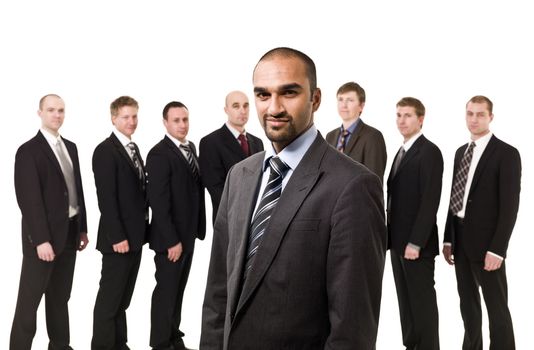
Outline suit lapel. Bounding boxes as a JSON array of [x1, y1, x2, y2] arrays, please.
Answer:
[[221, 124, 246, 159], [236, 135, 326, 314], [109, 133, 139, 178], [468, 135, 497, 196], [393, 135, 425, 178], [163, 136, 197, 178], [228, 155, 264, 317], [36, 131, 66, 185], [344, 120, 364, 154]]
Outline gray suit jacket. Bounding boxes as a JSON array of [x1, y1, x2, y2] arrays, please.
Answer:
[[201, 133, 386, 350], [326, 120, 387, 183]]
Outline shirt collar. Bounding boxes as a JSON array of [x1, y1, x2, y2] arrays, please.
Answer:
[[113, 128, 133, 147], [166, 133, 189, 148], [341, 118, 361, 134], [263, 124, 317, 172], [402, 131, 423, 152], [40, 128, 62, 146], [470, 131, 493, 148], [225, 122, 246, 139]]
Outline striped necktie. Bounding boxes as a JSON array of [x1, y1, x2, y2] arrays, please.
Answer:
[[127, 142, 145, 184], [244, 156, 290, 279], [449, 142, 476, 215], [180, 144, 200, 182], [337, 128, 350, 152]]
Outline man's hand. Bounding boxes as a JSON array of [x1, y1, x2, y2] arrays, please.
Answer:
[[484, 253, 503, 271], [36, 242, 55, 262], [404, 245, 420, 260], [167, 242, 183, 263], [112, 240, 130, 254], [443, 245, 454, 265], [78, 233, 89, 251]]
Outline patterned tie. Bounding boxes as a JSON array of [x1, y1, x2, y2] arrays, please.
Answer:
[[337, 128, 350, 152], [450, 142, 476, 215], [238, 133, 250, 156], [127, 142, 146, 184], [179, 144, 200, 182], [55, 139, 78, 209], [244, 156, 290, 279]]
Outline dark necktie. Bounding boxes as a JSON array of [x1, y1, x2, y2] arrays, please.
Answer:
[[244, 156, 290, 279], [238, 133, 250, 156], [127, 142, 146, 184], [391, 146, 405, 177], [180, 144, 200, 182], [55, 139, 78, 209], [387, 147, 405, 224], [450, 142, 476, 215], [337, 128, 350, 152]]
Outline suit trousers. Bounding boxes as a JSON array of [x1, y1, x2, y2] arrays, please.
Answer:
[[453, 218, 515, 350], [10, 217, 78, 350], [92, 250, 142, 350], [150, 251, 194, 349], [391, 250, 439, 350]]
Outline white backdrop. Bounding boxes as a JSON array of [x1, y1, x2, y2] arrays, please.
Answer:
[[1, 1, 532, 349]]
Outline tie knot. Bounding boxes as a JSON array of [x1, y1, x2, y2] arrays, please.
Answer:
[[127, 142, 137, 152], [269, 156, 290, 176], [342, 129, 350, 137], [238, 133, 247, 142], [468, 142, 476, 151], [179, 144, 191, 152]]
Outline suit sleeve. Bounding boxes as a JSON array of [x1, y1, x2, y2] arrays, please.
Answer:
[[92, 144, 127, 244], [147, 149, 181, 248], [326, 172, 386, 349], [409, 146, 444, 248], [199, 137, 225, 212], [362, 131, 387, 182], [14, 146, 52, 246], [489, 147, 521, 257], [200, 172, 231, 350]]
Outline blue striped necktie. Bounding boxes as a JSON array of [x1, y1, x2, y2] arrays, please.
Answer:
[[244, 156, 290, 279]]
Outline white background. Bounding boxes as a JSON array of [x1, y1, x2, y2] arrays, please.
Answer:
[[1, 1, 532, 349]]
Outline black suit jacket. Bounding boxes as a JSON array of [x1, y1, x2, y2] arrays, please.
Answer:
[[201, 133, 386, 350], [387, 135, 443, 257], [444, 135, 521, 260], [146, 136, 206, 253], [92, 133, 148, 253], [199, 124, 264, 222], [326, 120, 387, 183], [15, 131, 88, 256]]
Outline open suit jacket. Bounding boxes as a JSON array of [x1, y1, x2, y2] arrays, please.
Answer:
[[15, 130, 88, 256], [387, 135, 443, 257], [92, 133, 148, 253], [147, 136, 206, 253], [199, 124, 264, 223], [326, 120, 387, 183], [444, 135, 521, 261], [201, 133, 386, 350]]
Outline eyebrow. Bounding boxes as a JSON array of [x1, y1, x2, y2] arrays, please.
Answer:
[[254, 83, 303, 94]]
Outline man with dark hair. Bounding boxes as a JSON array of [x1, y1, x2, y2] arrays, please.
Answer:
[[199, 91, 264, 223], [387, 97, 443, 350], [92, 95, 149, 350], [201, 47, 386, 349], [10, 94, 89, 350], [443, 95, 521, 349], [326, 81, 387, 182], [147, 101, 206, 350]]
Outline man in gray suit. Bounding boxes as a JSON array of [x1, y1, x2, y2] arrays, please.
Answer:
[[326, 81, 387, 183], [200, 47, 386, 349]]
